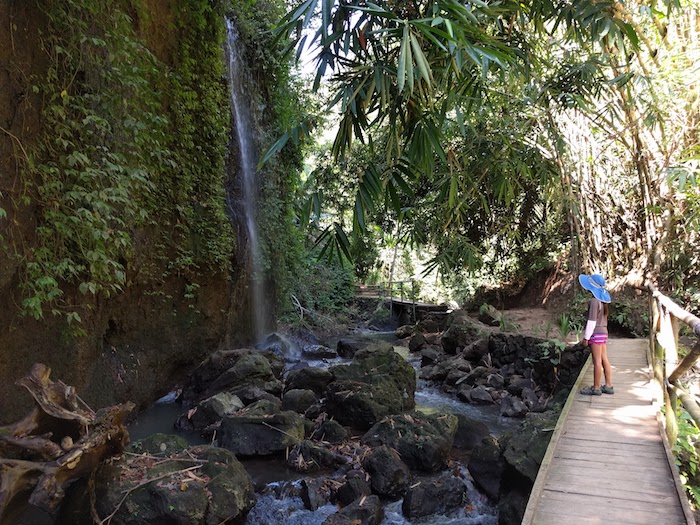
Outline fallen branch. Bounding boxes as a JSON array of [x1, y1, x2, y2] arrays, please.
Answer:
[[0, 364, 133, 521]]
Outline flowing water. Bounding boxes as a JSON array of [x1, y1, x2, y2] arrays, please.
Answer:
[[129, 329, 515, 525], [225, 19, 267, 341]]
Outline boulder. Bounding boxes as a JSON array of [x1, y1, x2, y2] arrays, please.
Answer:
[[452, 414, 490, 450], [303, 344, 338, 359], [287, 440, 348, 472], [285, 367, 333, 397], [401, 474, 466, 519], [176, 391, 244, 432], [440, 310, 483, 354], [208, 353, 276, 394], [325, 344, 416, 429], [502, 412, 557, 483], [395, 325, 416, 339], [218, 410, 304, 456], [336, 337, 369, 358], [71, 445, 255, 525], [300, 478, 333, 511], [311, 419, 349, 444], [361, 446, 411, 499], [335, 475, 372, 507], [498, 487, 530, 525], [420, 347, 441, 367], [361, 412, 458, 472], [467, 436, 505, 500], [467, 385, 495, 405], [408, 332, 427, 352], [282, 389, 318, 414], [324, 380, 401, 430], [500, 395, 529, 417], [323, 495, 384, 525], [181, 348, 283, 404]]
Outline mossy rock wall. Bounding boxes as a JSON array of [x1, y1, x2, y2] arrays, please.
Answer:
[[0, 0, 294, 422]]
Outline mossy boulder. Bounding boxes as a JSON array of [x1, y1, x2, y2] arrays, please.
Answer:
[[66, 445, 255, 525], [218, 409, 304, 456], [361, 412, 458, 472]]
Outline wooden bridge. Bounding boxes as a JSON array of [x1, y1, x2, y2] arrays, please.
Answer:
[[523, 286, 700, 524]]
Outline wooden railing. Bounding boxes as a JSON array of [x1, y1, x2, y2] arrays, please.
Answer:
[[649, 283, 700, 443], [356, 280, 417, 323]]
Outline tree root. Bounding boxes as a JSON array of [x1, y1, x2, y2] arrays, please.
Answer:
[[0, 363, 134, 522]]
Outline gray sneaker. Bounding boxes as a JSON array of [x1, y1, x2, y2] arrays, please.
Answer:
[[580, 385, 602, 396], [601, 385, 614, 394]]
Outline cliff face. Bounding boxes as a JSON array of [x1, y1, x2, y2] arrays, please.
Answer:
[[0, 0, 274, 422]]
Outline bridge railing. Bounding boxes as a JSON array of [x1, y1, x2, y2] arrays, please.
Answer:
[[649, 283, 700, 443], [356, 280, 417, 322]]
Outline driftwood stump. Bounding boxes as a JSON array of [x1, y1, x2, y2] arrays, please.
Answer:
[[0, 363, 133, 522]]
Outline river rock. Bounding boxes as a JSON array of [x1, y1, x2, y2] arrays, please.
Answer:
[[287, 440, 348, 471], [285, 366, 333, 396], [361, 446, 411, 499], [335, 475, 372, 507], [301, 477, 334, 510], [440, 310, 484, 354], [323, 495, 384, 525], [467, 436, 505, 500], [467, 385, 495, 405], [311, 419, 349, 443], [325, 344, 416, 429], [500, 395, 529, 417], [420, 346, 441, 367], [336, 337, 369, 358], [282, 389, 318, 413], [218, 409, 304, 456], [361, 412, 457, 472], [303, 344, 338, 359], [68, 445, 255, 525], [498, 487, 530, 525], [408, 332, 427, 352], [503, 412, 557, 482], [462, 338, 490, 361], [395, 324, 416, 339], [181, 348, 283, 404], [176, 391, 245, 431], [401, 474, 467, 519], [452, 414, 490, 450]]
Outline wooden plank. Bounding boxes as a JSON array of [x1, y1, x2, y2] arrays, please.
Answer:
[[536, 490, 686, 524], [545, 471, 677, 496]]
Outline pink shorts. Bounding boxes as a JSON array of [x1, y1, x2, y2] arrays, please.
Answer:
[[590, 333, 608, 345]]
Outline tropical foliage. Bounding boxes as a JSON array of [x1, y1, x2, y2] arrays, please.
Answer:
[[270, 0, 700, 294]]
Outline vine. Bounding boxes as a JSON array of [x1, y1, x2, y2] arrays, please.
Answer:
[[22, 0, 170, 321]]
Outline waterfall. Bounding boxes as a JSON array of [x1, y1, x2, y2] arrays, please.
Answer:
[[225, 19, 267, 341]]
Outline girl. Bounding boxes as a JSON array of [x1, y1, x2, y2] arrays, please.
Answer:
[[578, 273, 614, 396]]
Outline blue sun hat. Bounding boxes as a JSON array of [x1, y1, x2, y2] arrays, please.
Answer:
[[578, 273, 611, 303]]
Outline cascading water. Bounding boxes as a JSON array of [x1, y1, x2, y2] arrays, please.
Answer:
[[225, 19, 267, 341]]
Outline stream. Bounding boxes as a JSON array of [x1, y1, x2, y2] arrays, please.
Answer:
[[128, 330, 519, 525]]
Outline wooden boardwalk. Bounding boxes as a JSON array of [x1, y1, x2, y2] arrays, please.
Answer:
[[522, 338, 694, 525]]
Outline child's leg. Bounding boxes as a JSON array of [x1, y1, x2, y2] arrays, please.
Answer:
[[590, 343, 603, 388], [601, 343, 612, 386]]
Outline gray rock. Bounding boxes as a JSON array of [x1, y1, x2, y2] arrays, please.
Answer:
[[402, 475, 466, 518], [311, 419, 349, 444], [361, 412, 458, 472], [287, 440, 348, 471], [325, 495, 384, 525], [336, 476, 372, 507], [282, 389, 318, 414], [500, 395, 528, 417], [285, 367, 333, 396], [218, 410, 304, 456], [361, 446, 411, 499], [469, 385, 495, 405], [303, 344, 338, 359], [453, 414, 490, 450], [467, 436, 505, 500]]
